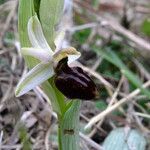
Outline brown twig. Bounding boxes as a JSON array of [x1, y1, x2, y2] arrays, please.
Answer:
[[79, 132, 104, 150], [85, 80, 150, 130]]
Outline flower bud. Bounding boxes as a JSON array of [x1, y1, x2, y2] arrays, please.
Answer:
[[54, 57, 99, 100]]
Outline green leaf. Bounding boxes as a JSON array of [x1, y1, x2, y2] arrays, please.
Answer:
[[41, 80, 63, 115], [39, 0, 64, 49], [95, 48, 126, 69], [103, 128, 146, 150], [18, 0, 39, 68], [50, 78, 66, 114], [18, 0, 34, 46], [59, 100, 81, 150], [34, 0, 41, 16], [141, 18, 150, 36], [121, 69, 150, 98]]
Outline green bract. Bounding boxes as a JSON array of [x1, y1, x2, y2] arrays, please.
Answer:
[[15, 15, 81, 97]]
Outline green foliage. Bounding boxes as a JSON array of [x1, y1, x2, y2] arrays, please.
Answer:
[[43, 78, 66, 115], [4, 31, 15, 44], [39, 0, 64, 49], [95, 101, 107, 111], [103, 128, 146, 150], [18, 0, 39, 68], [92, 0, 100, 9], [18, 124, 32, 150], [141, 18, 150, 36], [18, 0, 34, 47], [0, 58, 12, 74], [98, 60, 121, 80], [73, 29, 91, 45], [0, 0, 5, 4], [138, 99, 150, 114], [34, 0, 41, 16], [93, 47, 150, 98], [5, 32, 14, 40]]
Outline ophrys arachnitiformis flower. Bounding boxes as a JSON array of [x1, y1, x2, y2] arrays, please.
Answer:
[[15, 15, 99, 100], [15, 15, 80, 97]]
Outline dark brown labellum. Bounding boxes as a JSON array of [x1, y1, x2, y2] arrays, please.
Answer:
[[54, 57, 99, 100]]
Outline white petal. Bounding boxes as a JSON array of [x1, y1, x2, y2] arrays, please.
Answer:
[[15, 62, 54, 97], [53, 47, 81, 64], [67, 53, 81, 65], [21, 47, 52, 62], [54, 30, 65, 51], [28, 15, 54, 55]]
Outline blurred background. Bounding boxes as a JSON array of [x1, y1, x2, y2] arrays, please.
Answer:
[[0, 0, 150, 149]]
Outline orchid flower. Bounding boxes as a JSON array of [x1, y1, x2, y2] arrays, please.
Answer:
[[15, 15, 80, 97]]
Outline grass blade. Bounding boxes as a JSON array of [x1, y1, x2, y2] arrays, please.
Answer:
[[94, 48, 150, 98]]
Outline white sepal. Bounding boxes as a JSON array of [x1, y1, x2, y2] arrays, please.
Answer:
[[28, 15, 54, 55], [54, 31, 65, 51], [15, 62, 54, 97], [21, 47, 52, 62], [67, 53, 81, 65], [53, 47, 81, 64]]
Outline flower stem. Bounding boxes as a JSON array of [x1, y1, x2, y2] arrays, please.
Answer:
[[58, 115, 63, 150], [58, 100, 81, 150]]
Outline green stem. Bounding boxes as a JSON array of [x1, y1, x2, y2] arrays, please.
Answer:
[[58, 115, 63, 150], [58, 100, 81, 150]]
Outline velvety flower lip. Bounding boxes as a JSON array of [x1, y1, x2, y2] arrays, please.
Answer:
[[15, 15, 81, 97], [54, 57, 99, 100]]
